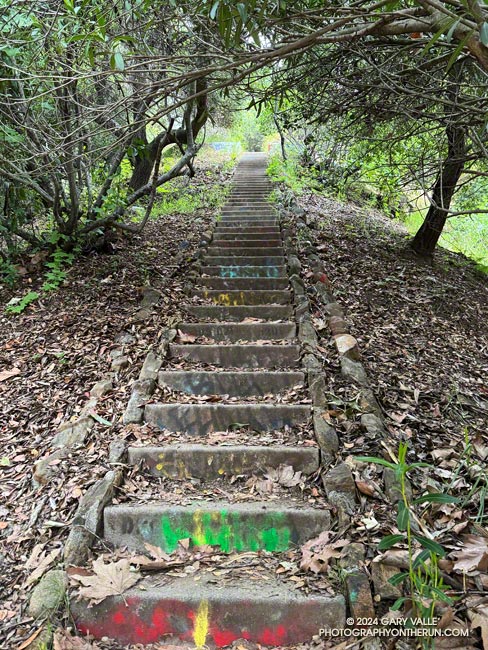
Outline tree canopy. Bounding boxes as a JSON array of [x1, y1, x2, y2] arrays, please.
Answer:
[[1, 0, 487, 260]]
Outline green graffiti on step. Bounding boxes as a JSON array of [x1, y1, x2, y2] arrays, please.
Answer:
[[158, 510, 291, 553]]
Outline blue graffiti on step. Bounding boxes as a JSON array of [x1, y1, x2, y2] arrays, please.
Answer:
[[218, 266, 280, 278]]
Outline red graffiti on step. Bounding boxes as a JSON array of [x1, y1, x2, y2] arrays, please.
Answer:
[[76, 599, 294, 647]]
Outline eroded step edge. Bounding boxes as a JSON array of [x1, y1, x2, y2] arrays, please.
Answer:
[[200, 266, 287, 278], [73, 582, 345, 648], [184, 305, 292, 320], [177, 322, 296, 341], [103, 501, 329, 553], [169, 343, 300, 367], [197, 278, 289, 290], [158, 369, 303, 395], [128, 444, 318, 478], [194, 289, 291, 305], [144, 403, 310, 434]]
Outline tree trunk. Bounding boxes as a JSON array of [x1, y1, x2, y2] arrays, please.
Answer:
[[411, 124, 465, 256], [128, 130, 156, 191], [273, 111, 287, 160], [128, 79, 208, 191]]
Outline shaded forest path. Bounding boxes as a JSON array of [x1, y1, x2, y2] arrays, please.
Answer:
[[72, 154, 345, 646]]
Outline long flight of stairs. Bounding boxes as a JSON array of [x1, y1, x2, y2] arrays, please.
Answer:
[[73, 153, 345, 647]]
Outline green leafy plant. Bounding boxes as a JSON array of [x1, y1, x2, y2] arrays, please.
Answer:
[[357, 443, 459, 645], [152, 180, 230, 217], [0, 259, 19, 287], [5, 232, 77, 314], [42, 248, 75, 291], [267, 153, 319, 195], [5, 291, 40, 314]]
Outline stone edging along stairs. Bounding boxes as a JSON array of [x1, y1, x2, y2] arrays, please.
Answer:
[[72, 154, 346, 646]]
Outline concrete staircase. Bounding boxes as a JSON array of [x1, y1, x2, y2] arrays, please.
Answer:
[[73, 153, 345, 647]]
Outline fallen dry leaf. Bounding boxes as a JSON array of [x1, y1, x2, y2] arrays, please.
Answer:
[[433, 617, 477, 649], [53, 628, 100, 649], [264, 464, 302, 488], [468, 600, 488, 650], [176, 329, 197, 343], [245, 464, 303, 495], [131, 542, 185, 571], [452, 535, 488, 574], [0, 367, 20, 382], [24, 548, 61, 587], [246, 475, 274, 495], [300, 531, 349, 574], [72, 557, 141, 604], [473, 435, 488, 461], [355, 479, 376, 497]]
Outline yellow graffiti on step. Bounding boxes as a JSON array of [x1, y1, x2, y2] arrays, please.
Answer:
[[204, 290, 247, 306], [192, 510, 206, 546], [155, 455, 190, 479], [193, 599, 209, 648]]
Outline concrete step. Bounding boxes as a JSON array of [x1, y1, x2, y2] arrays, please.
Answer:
[[212, 239, 282, 247], [214, 225, 279, 231], [213, 232, 281, 240], [217, 220, 278, 227], [213, 227, 280, 235], [217, 223, 279, 229], [158, 369, 303, 395], [217, 225, 279, 232], [226, 200, 271, 205], [73, 573, 345, 647], [194, 289, 290, 306], [201, 266, 287, 278], [129, 443, 318, 478], [198, 277, 288, 290], [184, 305, 292, 320], [229, 198, 270, 201], [145, 403, 310, 434], [203, 256, 284, 266], [206, 247, 284, 257], [178, 321, 296, 341], [230, 192, 270, 196], [224, 201, 273, 205], [226, 204, 270, 208], [226, 203, 271, 208], [226, 199, 271, 203], [217, 215, 278, 222], [222, 209, 275, 215], [103, 501, 328, 553], [220, 210, 275, 215], [169, 343, 300, 367]]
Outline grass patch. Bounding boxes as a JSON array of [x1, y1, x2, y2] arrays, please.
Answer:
[[150, 151, 235, 217], [403, 209, 488, 272], [152, 181, 230, 217]]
